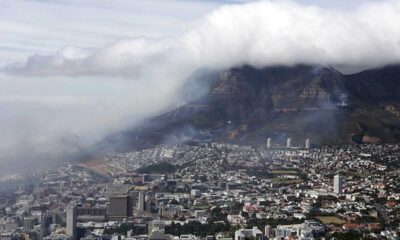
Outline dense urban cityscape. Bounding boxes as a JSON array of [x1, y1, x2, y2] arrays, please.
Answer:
[[1, 140, 399, 240], [2, 0, 400, 240]]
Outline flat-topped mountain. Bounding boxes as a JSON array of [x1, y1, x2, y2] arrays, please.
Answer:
[[99, 65, 400, 151]]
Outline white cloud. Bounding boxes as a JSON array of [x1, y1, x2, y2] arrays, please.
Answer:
[[183, 0, 400, 70], [1, 0, 400, 174], [0, 0, 232, 66], [5, 37, 174, 77], [5, 0, 400, 76]]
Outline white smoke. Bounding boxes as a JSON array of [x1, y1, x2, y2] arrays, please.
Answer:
[[1, 0, 400, 174]]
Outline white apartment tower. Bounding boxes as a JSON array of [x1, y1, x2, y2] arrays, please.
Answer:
[[286, 138, 292, 148], [66, 202, 77, 240], [305, 138, 310, 149], [264, 225, 272, 238], [138, 192, 146, 212], [334, 174, 343, 194]]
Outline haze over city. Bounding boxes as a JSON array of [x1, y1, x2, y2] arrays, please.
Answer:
[[1, 1, 400, 240], [1, 0, 400, 174]]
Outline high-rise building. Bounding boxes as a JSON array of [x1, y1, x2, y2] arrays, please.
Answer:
[[145, 193, 152, 213], [267, 138, 272, 148], [40, 212, 52, 237], [264, 225, 272, 238], [109, 196, 129, 219], [23, 217, 36, 232], [138, 192, 146, 212], [66, 202, 77, 240], [286, 138, 292, 148], [127, 193, 136, 217], [158, 202, 165, 217], [305, 139, 310, 149], [334, 174, 343, 194]]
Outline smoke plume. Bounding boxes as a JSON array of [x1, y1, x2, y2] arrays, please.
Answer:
[[1, 0, 400, 174]]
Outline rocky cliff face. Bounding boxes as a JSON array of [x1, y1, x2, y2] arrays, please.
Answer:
[[98, 65, 400, 151], [207, 65, 348, 119]]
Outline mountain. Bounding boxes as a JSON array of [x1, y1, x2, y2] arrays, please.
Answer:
[[100, 65, 400, 151]]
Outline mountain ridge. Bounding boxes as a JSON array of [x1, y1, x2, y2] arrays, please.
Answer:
[[97, 64, 400, 152]]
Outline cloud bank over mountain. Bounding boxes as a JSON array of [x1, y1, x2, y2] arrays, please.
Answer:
[[1, 0, 400, 174], [5, 0, 400, 76]]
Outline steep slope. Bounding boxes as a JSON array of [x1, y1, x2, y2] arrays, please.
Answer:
[[99, 65, 400, 151], [345, 65, 400, 101], [343, 65, 400, 143]]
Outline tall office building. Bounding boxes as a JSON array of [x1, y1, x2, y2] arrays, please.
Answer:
[[109, 195, 129, 219], [267, 138, 272, 148], [305, 139, 310, 149], [264, 225, 272, 238], [127, 192, 137, 217], [66, 202, 77, 240], [138, 192, 146, 212], [286, 138, 292, 148], [145, 193, 152, 213], [334, 174, 343, 194], [23, 217, 36, 231]]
